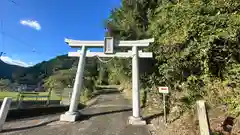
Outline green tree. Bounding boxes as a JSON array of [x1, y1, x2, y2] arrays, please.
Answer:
[[105, 0, 240, 117], [0, 79, 11, 91]]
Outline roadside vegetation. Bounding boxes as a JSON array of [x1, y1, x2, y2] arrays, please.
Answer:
[[101, 0, 240, 134]]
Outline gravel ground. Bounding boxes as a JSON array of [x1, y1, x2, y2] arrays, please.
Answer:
[[2, 91, 151, 135]]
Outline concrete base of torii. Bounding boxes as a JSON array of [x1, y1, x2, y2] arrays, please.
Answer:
[[60, 111, 81, 122], [128, 116, 146, 126]]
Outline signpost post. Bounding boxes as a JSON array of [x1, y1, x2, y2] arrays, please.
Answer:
[[158, 86, 169, 124]]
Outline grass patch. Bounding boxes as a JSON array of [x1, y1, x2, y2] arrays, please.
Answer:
[[0, 92, 20, 100], [0, 91, 61, 101]]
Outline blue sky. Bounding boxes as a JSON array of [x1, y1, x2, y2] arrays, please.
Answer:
[[0, 0, 120, 66]]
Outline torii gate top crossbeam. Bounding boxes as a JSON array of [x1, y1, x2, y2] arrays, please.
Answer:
[[68, 51, 153, 58], [65, 38, 154, 48]]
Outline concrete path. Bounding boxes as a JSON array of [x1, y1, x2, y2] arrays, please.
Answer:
[[2, 90, 151, 135]]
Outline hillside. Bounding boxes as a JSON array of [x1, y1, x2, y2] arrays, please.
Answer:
[[0, 59, 25, 79], [0, 55, 78, 84], [10, 55, 79, 85], [0, 55, 99, 93]]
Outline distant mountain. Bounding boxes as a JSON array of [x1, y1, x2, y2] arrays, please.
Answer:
[[0, 55, 76, 83], [0, 59, 25, 79], [0, 54, 99, 87], [0, 56, 33, 67], [10, 55, 79, 85]]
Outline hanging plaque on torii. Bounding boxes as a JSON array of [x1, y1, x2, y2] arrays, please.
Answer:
[[104, 37, 114, 54]]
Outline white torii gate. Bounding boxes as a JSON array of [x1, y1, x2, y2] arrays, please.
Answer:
[[60, 37, 154, 125]]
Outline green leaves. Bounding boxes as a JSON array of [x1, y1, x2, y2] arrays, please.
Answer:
[[105, 0, 240, 117], [43, 57, 99, 95], [0, 79, 11, 91]]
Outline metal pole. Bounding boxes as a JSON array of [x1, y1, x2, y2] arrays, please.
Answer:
[[46, 89, 52, 106], [0, 12, 4, 54], [163, 93, 167, 124], [132, 46, 140, 118], [67, 46, 87, 114]]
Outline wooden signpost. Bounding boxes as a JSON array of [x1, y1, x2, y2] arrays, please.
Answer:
[[158, 86, 169, 124], [197, 100, 210, 135]]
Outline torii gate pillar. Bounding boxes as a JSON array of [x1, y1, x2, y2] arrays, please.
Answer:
[[60, 37, 154, 125], [60, 46, 87, 122], [128, 46, 146, 125]]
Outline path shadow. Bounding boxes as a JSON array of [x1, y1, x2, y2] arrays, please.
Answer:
[[143, 113, 164, 124], [6, 106, 72, 122], [79, 108, 132, 121], [90, 88, 120, 99], [95, 86, 119, 91], [2, 118, 58, 133], [3, 107, 132, 133]]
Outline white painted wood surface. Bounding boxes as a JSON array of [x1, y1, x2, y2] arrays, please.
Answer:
[[65, 38, 154, 47], [0, 97, 12, 131], [60, 46, 87, 122], [132, 46, 140, 118], [68, 51, 153, 58], [197, 100, 210, 135]]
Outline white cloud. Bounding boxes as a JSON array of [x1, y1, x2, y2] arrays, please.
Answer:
[[0, 56, 33, 67], [20, 20, 41, 30]]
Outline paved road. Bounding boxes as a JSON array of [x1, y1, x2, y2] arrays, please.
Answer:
[[2, 90, 151, 135]]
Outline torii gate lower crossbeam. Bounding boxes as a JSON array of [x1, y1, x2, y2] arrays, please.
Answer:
[[60, 38, 154, 126]]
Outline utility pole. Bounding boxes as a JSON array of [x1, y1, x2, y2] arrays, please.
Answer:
[[0, 0, 6, 57], [0, 52, 3, 57], [0, 7, 4, 56]]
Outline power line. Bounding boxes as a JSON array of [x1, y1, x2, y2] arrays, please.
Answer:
[[1, 0, 40, 56], [0, 0, 49, 64], [1, 0, 59, 59], [3, 0, 47, 57], [0, 0, 17, 55], [8, 0, 17, 5], [0, 31, 43, 56]]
